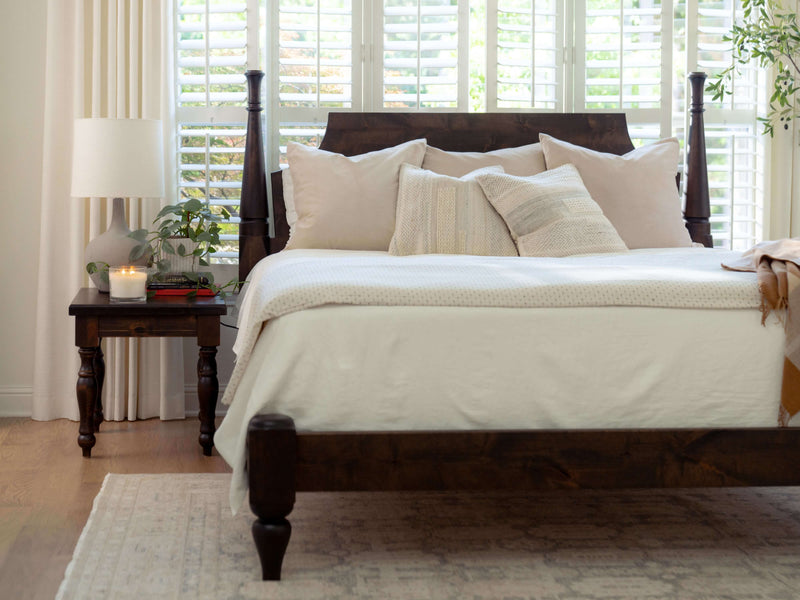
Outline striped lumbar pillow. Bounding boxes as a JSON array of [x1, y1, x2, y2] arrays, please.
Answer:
[[389, 164, 518, 257]]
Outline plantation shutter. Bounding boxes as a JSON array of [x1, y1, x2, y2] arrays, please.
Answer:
[[485, 0, 564, 111], [175, 0, 261, 261], [573, 0, 673, 143], [682, 0, 765, 250], [379, 0, 468, 110], [259, 0, 768, 249], [271, 0, 360, 164]]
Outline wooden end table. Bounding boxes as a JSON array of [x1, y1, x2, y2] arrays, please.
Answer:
[[69, 288, 227, 457]]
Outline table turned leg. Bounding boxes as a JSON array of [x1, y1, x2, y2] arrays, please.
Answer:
[[197, 346, 218, 456], [93, 341, 105, 431], [77, 347, 98, 457]]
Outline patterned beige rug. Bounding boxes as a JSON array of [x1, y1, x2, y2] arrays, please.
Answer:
[[57, 474, 800, 599]]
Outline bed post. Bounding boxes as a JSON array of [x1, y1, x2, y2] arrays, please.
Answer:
[[685, 72, 713, 247], [248, 413, 296, 581], [239, 70, 270, 283]]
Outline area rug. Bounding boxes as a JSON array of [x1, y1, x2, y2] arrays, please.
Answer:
[[57, 474, 800, 599]]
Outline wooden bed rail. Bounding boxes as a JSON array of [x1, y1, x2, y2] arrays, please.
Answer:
[[239, 72, 714, 280]]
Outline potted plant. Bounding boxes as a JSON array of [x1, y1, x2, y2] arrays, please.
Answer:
[[128, 198, 229, 278], [127, 199, 240, 296], [707, 0, 800, 136]]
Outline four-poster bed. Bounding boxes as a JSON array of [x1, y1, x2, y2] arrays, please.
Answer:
[[224, 70, 800, 581]]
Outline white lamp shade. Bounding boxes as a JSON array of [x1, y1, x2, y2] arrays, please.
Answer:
[[71, 118, 165, 199]]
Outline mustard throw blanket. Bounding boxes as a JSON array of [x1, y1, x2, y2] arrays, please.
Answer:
[[723, 239, 800, 425]]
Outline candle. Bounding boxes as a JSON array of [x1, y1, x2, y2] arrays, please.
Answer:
[[109, 266, 148, 302]]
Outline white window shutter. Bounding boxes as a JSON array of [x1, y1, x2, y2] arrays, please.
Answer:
[[486, 0, 564, 112], [175, 0, 263, 261], [574, 0, 673, 142], [379, 0, 468, 110], [683, 0, 764, 249], [272, 0, 360, 165]]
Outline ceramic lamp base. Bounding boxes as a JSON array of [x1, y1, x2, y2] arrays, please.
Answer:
[[85, 197, 149, 292]]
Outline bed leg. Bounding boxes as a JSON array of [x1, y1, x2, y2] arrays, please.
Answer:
[[247, 414, 297, 581]]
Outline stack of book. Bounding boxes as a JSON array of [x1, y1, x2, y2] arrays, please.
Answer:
[[148, 274, 215, 297]]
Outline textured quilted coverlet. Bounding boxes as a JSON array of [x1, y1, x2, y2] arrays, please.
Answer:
[[224, 247, 761, 408]]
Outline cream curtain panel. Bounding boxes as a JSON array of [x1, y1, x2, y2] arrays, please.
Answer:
[[33, 0, 184, 421]]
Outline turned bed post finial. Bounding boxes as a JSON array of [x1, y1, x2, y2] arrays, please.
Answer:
[[239, 70, 269, 284], [685, 72, 713, 248]]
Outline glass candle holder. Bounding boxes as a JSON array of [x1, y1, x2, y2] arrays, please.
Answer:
[[109, 266, 148, 302]]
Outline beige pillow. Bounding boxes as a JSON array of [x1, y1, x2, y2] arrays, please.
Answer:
[[539, 134, 692, 249], [476, 164, 628, 257], [285, 139, 427, 251], [389, 164, 518, 257], [422, 143, 546, 178], [282, 167, 298, 228]]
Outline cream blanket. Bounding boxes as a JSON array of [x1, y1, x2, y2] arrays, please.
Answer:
[[723, 239, 800, 425], [217, 247, 770, 511], [224, 248, 761, 408]]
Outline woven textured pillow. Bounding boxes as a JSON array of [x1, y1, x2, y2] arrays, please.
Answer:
[[389, 164, 517, 257], [539, 134, 692, 249], [476, 164, 628, 257], [285, 139, 427, 251], [422, 143, 546, 178]]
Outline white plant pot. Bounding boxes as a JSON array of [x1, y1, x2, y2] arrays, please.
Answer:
[[165, 237, 201, 275]]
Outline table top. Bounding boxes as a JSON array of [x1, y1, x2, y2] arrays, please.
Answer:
[[69, 288, 227, 317]]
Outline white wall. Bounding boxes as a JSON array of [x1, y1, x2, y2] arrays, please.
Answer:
[[0, 0, 48, 415]]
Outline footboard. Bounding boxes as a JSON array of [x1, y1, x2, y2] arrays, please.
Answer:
[[247, 415, 800, 580]]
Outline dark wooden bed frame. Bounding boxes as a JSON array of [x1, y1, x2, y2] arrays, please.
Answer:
[[236, 70, 800, 581]]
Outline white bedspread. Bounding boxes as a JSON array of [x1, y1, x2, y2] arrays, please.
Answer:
[[216, 248, 781, 512], [227, 248, 761, 405]]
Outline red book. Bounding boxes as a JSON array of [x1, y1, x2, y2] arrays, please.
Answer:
[[151, 287, 215, 297]]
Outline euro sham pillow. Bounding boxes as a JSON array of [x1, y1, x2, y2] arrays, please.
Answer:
[[389, 164, 518, 257], [284, 138, 427, 251], [476, 164, 628, 257], [422, 142, 546, 178], [539, 134, 692, 249]]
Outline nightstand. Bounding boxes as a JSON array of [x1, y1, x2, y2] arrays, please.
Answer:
[[69, 288, 227, 457]]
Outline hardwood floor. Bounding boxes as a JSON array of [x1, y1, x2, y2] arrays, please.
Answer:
[[0, 417, 230, 600]]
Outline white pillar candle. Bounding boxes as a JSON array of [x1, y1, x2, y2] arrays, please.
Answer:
[[109, 266, 148, 301]]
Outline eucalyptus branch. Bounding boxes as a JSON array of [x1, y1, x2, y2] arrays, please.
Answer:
[[707, 0, 800, 136]]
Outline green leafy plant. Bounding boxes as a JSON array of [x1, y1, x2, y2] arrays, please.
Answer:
[[129, 199, 229, 274], [707, 0, 800, 137], [129, 199, 240, 296]]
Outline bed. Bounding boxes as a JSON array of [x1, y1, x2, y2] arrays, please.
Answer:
[[216, 70, 800, 581]]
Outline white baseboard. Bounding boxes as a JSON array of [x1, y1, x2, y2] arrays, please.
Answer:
[[184, 384, 228, 417], [0, 386, 32, 417], [0, 385, 229, 419]]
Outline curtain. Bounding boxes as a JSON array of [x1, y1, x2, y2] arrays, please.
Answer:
[[32, 0, 184, 421]]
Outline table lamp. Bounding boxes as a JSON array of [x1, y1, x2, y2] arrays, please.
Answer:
[[71, 118, 165, 291]]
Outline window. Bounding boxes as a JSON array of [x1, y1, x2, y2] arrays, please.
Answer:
[[682, 0, 765, 249], [175, 0, 768, 256], [175, 0, 263, 262]]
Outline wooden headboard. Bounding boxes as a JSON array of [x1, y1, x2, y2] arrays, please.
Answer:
[[239, 72, 712, 282]]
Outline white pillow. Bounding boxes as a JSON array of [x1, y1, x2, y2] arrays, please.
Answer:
[[284, 139, 427, 251], [389, 164, 518, 257], [476, 164, 628, 257], [539, 134, 692, 249], [282, 167, 297, 228], [422, 143, 546, 178]]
